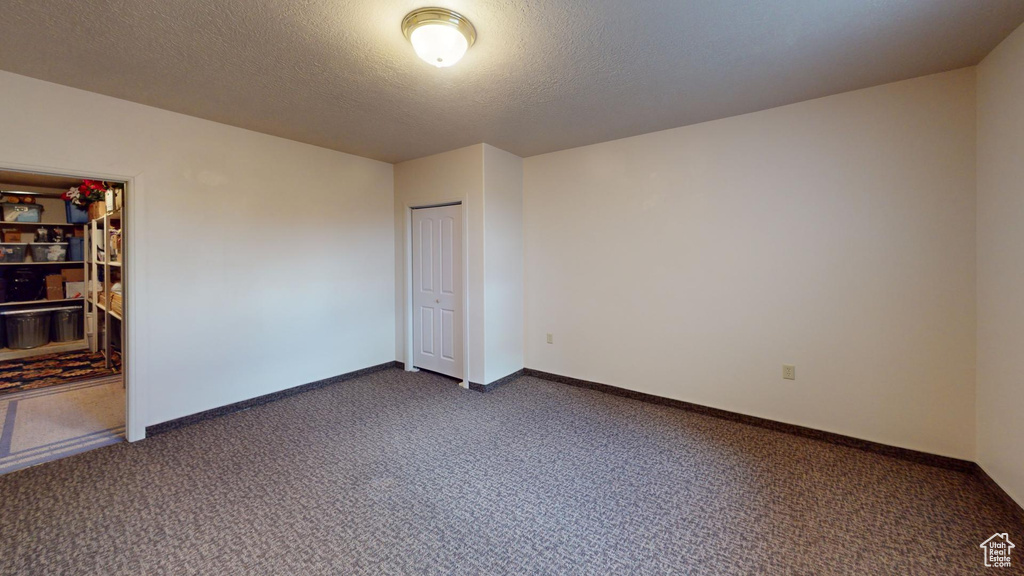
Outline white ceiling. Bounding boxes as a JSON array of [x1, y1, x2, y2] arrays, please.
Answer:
[[1, 1, 1022, 163]]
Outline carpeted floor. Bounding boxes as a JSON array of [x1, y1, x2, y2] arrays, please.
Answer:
[[0, 349, 122, 395], [0, 368, 1020, 574]]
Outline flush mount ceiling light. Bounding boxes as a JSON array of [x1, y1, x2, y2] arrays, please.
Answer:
[[402, 7, 476, 68]]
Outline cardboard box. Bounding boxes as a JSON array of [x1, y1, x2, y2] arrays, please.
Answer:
[[62, 268, 85, 282], [65, 281, 86, 299], [45, 274, 64, 300], [1, 229, 20, 242]]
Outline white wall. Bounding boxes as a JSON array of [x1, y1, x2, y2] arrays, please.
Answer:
[[394, 144, 485, 384], [524, 69, 977, 459], [977, 23, 1024, 506], [483, 144, 524, 383], [0, 71, 395, 435], [393, 144, 524, 386]]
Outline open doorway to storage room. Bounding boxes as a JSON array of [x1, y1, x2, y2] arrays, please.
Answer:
[[0, 168, 126, 475]]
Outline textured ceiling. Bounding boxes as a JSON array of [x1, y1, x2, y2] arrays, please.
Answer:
[[2, 1, 1023, 163]]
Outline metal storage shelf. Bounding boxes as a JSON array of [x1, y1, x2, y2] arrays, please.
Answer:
[[0, 297, 84, 308], [0, 220, 82, 227], [86, 210, 123, 368], [0, 261, 83, 266], [0, 206, 89, 361], [0, 339, 88, 362]]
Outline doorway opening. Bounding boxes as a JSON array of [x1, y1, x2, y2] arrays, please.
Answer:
[[0, 168, 128, 475]]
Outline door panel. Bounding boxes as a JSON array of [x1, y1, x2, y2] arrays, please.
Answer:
[[419, 307, 435, 356], [412, 205, 463, 379], [440, 308, 455, 361], [419, 219, 433, 292], [441, 216, 454, 295]]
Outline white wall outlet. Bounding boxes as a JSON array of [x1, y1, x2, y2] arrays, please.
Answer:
[[783, 365, 796, 380], [546, 333, 554, 344]]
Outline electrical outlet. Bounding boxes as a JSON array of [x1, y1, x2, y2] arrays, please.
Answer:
[[783, 365, 796, 380], [546, 333, 553, 344]]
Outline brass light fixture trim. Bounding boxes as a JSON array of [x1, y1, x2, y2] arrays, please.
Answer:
[[401, 7, 477, 48]]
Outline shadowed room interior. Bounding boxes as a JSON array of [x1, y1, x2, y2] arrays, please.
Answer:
[[0, 1, 1022, 574]]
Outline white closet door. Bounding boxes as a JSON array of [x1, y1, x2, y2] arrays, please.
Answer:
[[412, 204, 463, 379]]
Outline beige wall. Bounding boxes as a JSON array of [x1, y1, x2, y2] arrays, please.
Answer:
[[523, 69, 977, 459], [483, 144, 524, 383], [977, 23, 1024, 506], [394, 145, 485, 384], [0, 71, 395, 438], [393, 144, 525, 385]]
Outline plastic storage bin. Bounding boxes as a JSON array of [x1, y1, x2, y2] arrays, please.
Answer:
[[51, 306, 84, 342], [2, 203, 43, 223], [2, 308, 53, 349], [65, 201, 89, 224], [29, 243, 68, 262], [0, 243, 27, 263], [68, 237, 84, 261]]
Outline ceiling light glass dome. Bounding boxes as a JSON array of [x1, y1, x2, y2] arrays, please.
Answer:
[[402, 8, 476, 68]]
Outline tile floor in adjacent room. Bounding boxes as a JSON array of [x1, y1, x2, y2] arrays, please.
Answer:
[[0, 375, 124, 475]]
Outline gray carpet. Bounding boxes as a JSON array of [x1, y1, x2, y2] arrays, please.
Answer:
[[0, 368, 1020, 575]]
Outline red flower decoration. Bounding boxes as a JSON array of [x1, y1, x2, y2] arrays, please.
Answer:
[[64, 180, 109, 206]]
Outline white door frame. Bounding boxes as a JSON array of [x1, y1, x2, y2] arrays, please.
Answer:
[[0, 160, 145, 441], [403, 199, 469, 388]]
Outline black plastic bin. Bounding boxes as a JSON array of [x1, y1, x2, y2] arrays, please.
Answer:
[[51, 306, 84, 342]]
